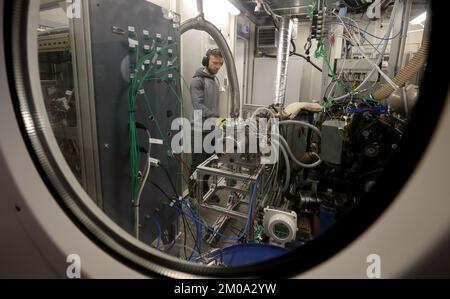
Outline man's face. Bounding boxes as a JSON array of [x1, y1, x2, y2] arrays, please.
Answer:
[[207, 55, 224, 75]]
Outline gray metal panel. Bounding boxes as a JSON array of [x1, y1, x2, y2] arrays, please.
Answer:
[[252, 57, 304, 106], [89, 0, 181, 245], [321, 120, 345, 165]]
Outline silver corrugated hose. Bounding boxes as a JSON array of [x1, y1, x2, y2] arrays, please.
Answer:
[[196, 0, 203, 16], [274, 16, 292, 107]]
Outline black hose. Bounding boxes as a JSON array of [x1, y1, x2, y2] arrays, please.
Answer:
[[262, 39, 333, 78], [150, 180, 198, 257], [151, 181, 174, 201], [343, 0, 370, 11], [263, 51, 333, 78], [291, 40, 297, 54], [292, 53, 327, 74], [159, 163, 180, 198]]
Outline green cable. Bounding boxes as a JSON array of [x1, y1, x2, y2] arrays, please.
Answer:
[[315, 38, 359, 110], [128, 34, 193, 228], [307, 0, 318, 19], [128, 38, 179, 234]]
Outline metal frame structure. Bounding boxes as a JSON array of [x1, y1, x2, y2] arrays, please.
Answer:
[[194, 154, 264, 243], [68, 1, 103, 206]]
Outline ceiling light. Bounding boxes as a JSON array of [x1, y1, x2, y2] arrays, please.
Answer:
[[224, 0, 241, 16], [410, 12, 427, 25]]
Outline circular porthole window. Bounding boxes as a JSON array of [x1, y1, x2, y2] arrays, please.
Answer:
[[4, 0, 449, 278]]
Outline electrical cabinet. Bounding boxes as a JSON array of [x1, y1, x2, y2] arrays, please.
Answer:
[[88, 0, 182, 245]]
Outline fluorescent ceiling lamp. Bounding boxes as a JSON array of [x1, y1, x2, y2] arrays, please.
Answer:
[[224, 0, 241, 16], [410, 12, 427, 25]]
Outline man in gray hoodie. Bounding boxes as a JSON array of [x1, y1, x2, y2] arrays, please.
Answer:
[[190, 48, 223, 120], [190, 48, 224, 202]]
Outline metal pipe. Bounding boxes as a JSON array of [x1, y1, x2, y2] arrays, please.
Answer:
[[196, 0, 204, 17], [196, 165, 258, 181], [202, 186, 219, 203], [180, 18, 241, 118], [205, 193, 243, 244], [272, 6, 309, 12], [200, 203, 249, 220], [274, 16, 292, 107], [216, 184, 247, 193]]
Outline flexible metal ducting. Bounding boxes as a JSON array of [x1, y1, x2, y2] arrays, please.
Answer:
[[180, 0, 241, 118], [274, 16, 292, 107], [196, 0, 203, 16], [387, 84, 420, 120], [372, 40, 429, 101]]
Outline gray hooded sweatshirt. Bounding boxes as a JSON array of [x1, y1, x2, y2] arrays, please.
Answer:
[[190, 67, 220, 120]]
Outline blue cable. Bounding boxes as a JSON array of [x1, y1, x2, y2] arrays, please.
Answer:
[[359, 20, 371, 44], [178, 197, 201, 260], [150, 218, 162, 250], [183, 199, 201, 261], [331, 21, 401, 41], [343, 22, 402, 41], [346, 106, 388, 114], [172, 180, 259, 242]]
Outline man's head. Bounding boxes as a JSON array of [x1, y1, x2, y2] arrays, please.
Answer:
[[202, 48, 224, 75]]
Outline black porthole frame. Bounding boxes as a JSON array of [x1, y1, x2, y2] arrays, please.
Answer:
[[4, 0, 449, 278]]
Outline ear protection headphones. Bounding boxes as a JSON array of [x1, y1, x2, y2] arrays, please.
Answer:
[[202, 48, 219, 67]]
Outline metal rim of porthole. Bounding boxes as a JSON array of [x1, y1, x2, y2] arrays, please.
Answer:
[[4, 0, 449, 278]]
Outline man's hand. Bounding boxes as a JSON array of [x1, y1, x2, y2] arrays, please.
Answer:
[[216, 117, 226, 130]]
